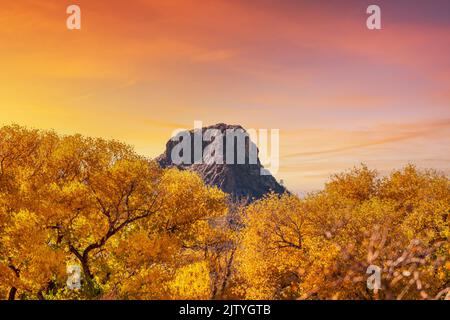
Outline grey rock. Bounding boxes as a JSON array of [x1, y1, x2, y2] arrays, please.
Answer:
[[156, 123, 286, 202]]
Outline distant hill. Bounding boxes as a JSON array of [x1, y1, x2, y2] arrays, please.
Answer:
[[157, 123, 286, 202]]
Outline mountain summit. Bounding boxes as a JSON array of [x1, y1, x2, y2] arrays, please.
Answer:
[[156, 123, 286, 201]]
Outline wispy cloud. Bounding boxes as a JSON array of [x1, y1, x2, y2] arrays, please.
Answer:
[[282, 119, 450, 159]]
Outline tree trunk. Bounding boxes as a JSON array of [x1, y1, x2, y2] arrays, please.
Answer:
[[8, 287, 17, 300], [81, 257, 93, 281]]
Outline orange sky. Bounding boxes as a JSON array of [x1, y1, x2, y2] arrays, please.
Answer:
[[1, 0, 449, 193]]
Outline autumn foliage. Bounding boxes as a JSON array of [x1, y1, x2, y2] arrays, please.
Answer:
[[0, 125, 448, 300], [236, 166, 449, 299]]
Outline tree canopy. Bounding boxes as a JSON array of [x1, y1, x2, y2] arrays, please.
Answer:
[[0, 125, 448, 300]]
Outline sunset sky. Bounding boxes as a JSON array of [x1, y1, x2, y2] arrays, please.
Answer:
[[1, 0, 449, 193]]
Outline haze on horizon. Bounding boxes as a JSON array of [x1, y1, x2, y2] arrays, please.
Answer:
[[1, 0, 449, 193]]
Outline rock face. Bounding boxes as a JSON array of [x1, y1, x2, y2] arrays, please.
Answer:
[[157, 123, 286, 201]]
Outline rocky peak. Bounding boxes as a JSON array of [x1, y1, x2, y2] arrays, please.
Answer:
[[156, 123, 286, 202]]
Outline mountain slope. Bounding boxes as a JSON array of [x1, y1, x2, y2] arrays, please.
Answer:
[[157, 123, 286, 201]]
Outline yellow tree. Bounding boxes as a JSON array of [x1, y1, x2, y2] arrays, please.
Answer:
[[235, 193, 305, 299], [0, 126, 65, 299], [0, 125, 232, 300], [103, 168, 229, 299], [236, 165, 449, 300], [0, 126, 167, 298]]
